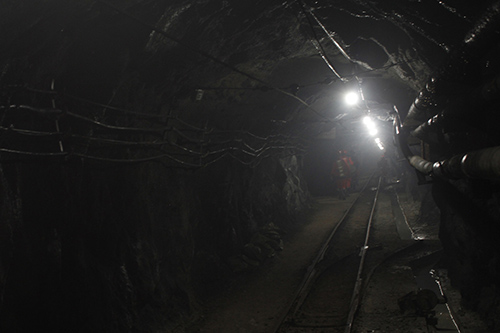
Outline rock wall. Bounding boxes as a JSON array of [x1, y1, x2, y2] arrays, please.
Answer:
[[433, 179, 500, 330], [0, 2, 315, 330], [0, 151, 310, 332]]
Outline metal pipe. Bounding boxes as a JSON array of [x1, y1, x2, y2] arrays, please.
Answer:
[[393, 120, 412, 159], [403, 79, 440, 129], [412, 73, 500, 143], [403, 1, 500, 129], [398, 3, 500, 180], [411, 114, 443, 143], [396, 104, 500, 180], [409, 155, 434, 175], [393, 106, 433, 184], [433, 146, 500, 180]]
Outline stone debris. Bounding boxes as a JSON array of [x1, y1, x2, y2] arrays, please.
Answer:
[[229, 223, 284, 272], [398, 288, 440, 316]]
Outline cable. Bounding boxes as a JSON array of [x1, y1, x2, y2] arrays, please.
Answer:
[[1, 105, 306, 153], [0, 126, 60, 137], [51, 79, 64, 152], [0, 148, 68, 157], [187, 61, 409, 92], [70, 134, 169, 147], [95, 0, 329, 120], [297, 0, 346, 81], [65, 93, 170, 121], [1, 104, 62, 115], [210, 129, 296, 141], [305, 4, 353, 63], [72, 152, 200, 167], [0, 124, 306, 167], [1, 82, 311, 167], [305, 5, 376, 72], [66, 94, 209, 132]]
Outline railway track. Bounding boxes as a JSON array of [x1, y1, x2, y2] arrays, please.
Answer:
[[273, 174, 382, 332], [273, 175, 461, 333]]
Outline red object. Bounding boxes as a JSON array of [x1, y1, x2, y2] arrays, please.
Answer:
[[331, 155, 353, 190]]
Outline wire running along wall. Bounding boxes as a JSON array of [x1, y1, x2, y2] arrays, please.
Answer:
[[0, 85, 306, 168]]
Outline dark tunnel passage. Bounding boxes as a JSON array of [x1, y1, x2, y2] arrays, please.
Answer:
[[0, 1, 500, 332]]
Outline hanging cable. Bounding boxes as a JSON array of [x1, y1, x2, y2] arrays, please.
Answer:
[[296, 0, 346, 82], [95, 0, 329, 120], [0, 126, 60, 137], [65, 93, 171, 121], [1, 101, 306, 153], [0, 148, 68, 157], [1, 79, 310, 169], [0, 113, 307, 168], [66, 93, 211, 132], [1, 104, 63, 115], [305, 5, 354, 64], [51, 80, 64, 152], [71, 151, 201, 167], [68, 111, 169, 134], [186, 61, 409, 91]]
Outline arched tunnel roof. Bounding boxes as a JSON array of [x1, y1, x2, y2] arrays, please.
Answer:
[[1, 0, 496, 166]]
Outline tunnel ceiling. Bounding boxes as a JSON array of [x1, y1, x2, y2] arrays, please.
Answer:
[[0, 0, 496, 166]]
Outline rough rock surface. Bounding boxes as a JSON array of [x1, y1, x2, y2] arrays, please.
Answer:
[[0, 1, 499, 332]]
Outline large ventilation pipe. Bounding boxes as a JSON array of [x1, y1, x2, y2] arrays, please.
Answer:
[[411, 75, 500, 144], [405, 1, 500, 128], [433, 146, 500, 180], [396, 1, 500, 181]]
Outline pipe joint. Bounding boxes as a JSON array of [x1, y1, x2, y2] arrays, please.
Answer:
[[409, 155, 434, 175], [460, 146, 500, 180]]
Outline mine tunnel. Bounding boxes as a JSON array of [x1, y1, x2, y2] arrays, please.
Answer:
[[1, 1, 500, 332]]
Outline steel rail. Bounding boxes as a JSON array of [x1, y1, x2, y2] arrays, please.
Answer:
[[273, 171, 376, 332], [393, 187, 417, 240], [345, 176, 382, 333]]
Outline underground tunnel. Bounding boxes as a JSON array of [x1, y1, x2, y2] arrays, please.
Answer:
[[1, 1, 500, 332]]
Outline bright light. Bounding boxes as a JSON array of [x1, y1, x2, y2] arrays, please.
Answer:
[[374, 137, 385, 150], [363, 116, 378, 136], [344, 91, 359, 105], [363, 116, 373, 125]]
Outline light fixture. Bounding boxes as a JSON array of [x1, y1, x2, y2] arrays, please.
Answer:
[[374, 137, 385, 150], [362, 116, 378, 136], [344, 91, 359, 105], [362, 116, 372, 125]]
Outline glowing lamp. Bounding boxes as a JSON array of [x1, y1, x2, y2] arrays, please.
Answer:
[[362, 116, 372, 125], [344, 91, 359, 105], [363, 116, 378, 136], [374, 137, 385, 150]]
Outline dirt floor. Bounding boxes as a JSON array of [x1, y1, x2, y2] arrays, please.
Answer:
[[193, 196, 355, 332], [191, 184, 488, 333]]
